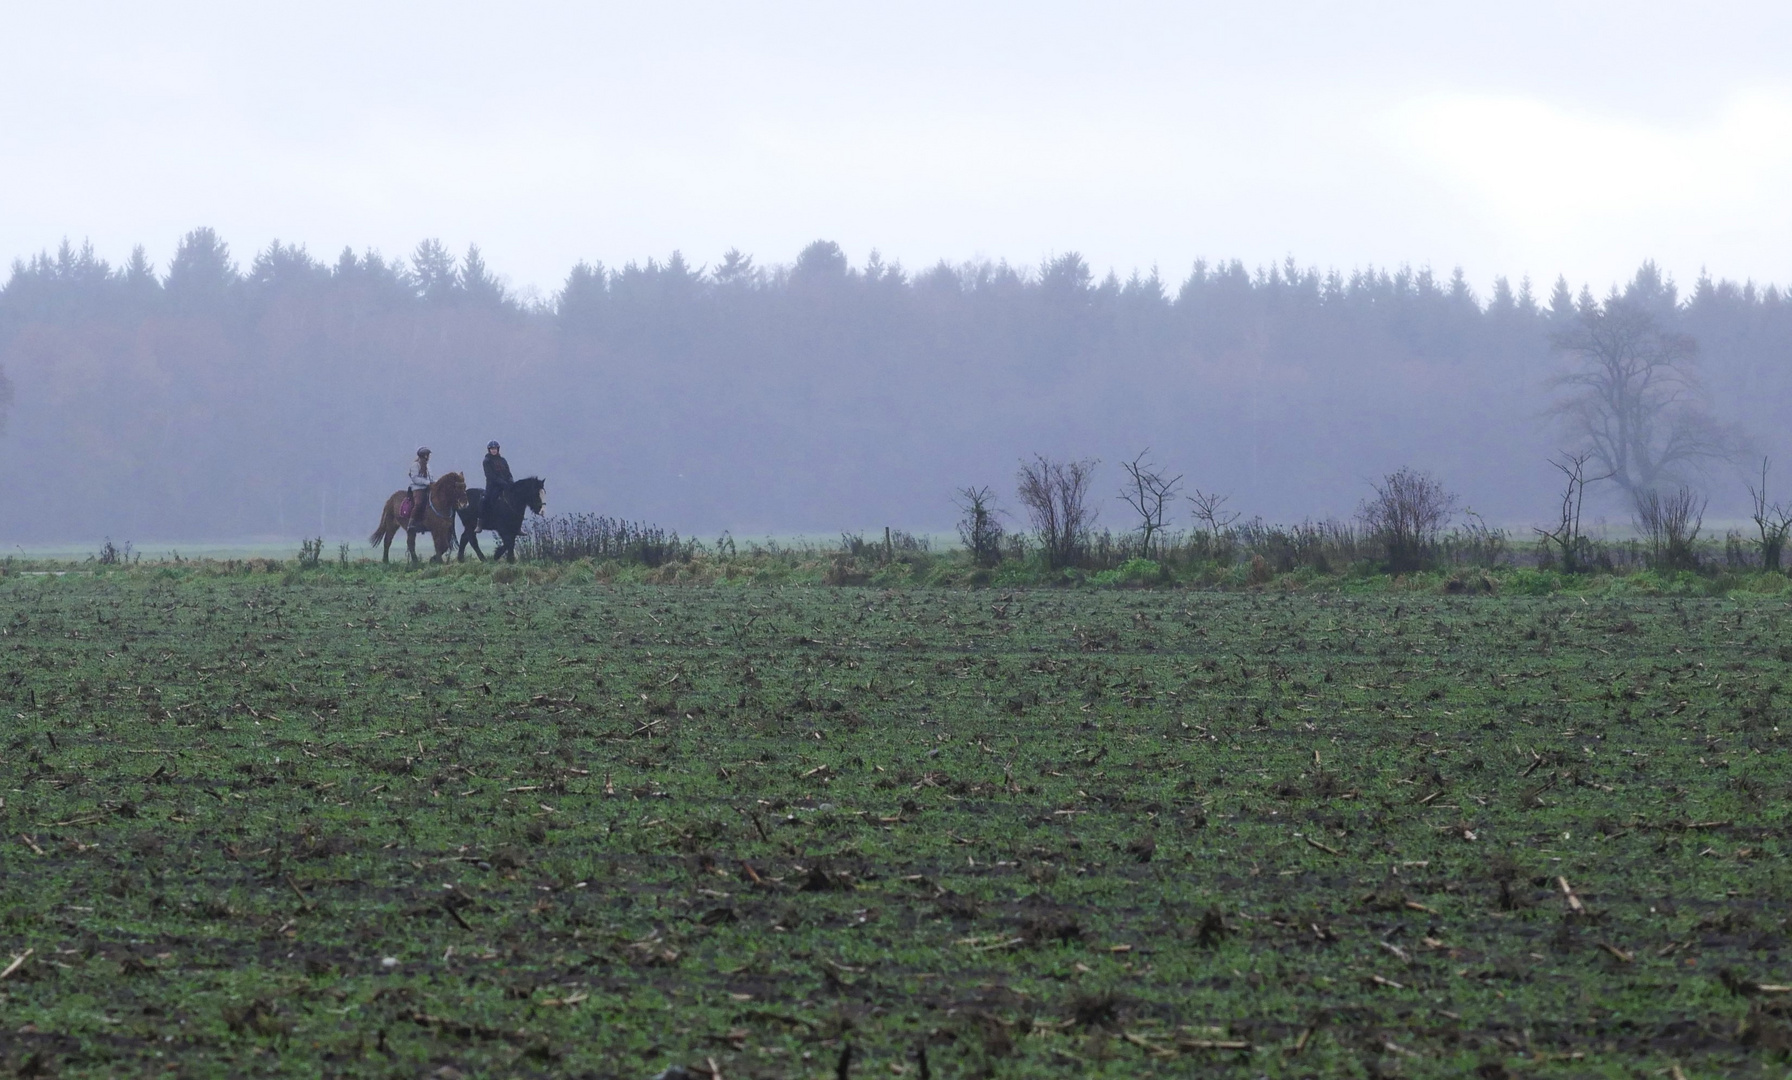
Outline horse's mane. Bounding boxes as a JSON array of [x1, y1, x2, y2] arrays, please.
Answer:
[[433, 472, 467, 498]]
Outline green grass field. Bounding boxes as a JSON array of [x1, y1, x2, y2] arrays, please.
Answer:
[[2, 567, 1791, 1078]]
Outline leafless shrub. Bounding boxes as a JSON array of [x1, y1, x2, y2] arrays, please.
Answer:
[[1534, 451, 1607, 574], [92, 538, 133, 565], [841, 528, 929, 566], [519, 515, 694, 565], [1449, 510, 1508, 569], [1726, 530, 1752, 570], [889, 529, 928, 553], [1634, 487, 1705, 571], [1358, 467, 1457, 572], [1747, 458, 1792, 572], [955, 486, 1005, 567], [1118, 450, 1182, 559], [1234, 518, 1367, 574], [1016, 455, 1097, 569]]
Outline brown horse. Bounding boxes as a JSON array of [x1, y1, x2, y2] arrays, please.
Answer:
[[370, 472, 468, 563]]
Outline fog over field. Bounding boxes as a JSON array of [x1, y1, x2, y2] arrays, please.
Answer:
[[3, 3, 1791, 543], [3, 240, 1788, 544]]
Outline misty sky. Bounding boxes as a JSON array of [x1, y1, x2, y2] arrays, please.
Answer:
[[5, 1, 1789, 298]]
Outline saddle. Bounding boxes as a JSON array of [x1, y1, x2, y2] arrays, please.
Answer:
[[476, 487, 508, 530], [400, 490, 433, 524]]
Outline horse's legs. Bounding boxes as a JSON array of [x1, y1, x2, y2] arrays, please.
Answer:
[[461, 527, 486, 562], [381, 530, 392, 563]]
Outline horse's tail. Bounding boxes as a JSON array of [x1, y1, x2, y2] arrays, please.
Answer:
[[370, 501, 393, 545]]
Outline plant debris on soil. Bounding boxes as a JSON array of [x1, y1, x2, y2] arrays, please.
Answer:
[[0, 570, 1790, 1077]]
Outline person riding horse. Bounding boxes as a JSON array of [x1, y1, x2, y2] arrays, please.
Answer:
[[483, 441, 513, 510], [455, 443, 544, 563], [405, 447, 433, 528]]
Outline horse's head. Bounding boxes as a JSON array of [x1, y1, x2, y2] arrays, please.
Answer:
[[522, 477, 547, 516], [438, 472, 469, 509]]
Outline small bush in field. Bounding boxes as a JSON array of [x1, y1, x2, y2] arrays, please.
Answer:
[[1016, 455, 1097, 569], [1359, 467, 1456, 572], [1635, 487, 1705, 571], [955, 486, 1005, 567]]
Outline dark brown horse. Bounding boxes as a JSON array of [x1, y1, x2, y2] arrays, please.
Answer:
[[370, 472, 468, 563], [456, 477, 547, 563]]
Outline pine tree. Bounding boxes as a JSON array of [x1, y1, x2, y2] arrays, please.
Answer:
[[557, 261, 606, 328], [164, 227, 239, 307], [411, 239, 459, 304], [460, 244, 509, 308], [712, 249, 758, 289], [1517, 276, 1538, 316], [1546, 276, 1576, 322]]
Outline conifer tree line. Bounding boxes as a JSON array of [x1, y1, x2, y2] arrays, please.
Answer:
[[1, 228, 1789, 542]]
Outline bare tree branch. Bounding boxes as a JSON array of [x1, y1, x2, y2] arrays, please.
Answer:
[[1747, 457, 1792, 572], [1533, 451, 1610, 573], [1188, 489, 1240, 535], [1118, 449, 1182, 559]]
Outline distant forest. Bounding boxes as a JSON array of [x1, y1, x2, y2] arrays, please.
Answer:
[[2, 229, 1790, 543]]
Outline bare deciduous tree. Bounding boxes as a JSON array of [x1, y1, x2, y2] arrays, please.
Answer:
[[1118, 449, 1182, 559], [1358, 467, 1456, 572], [1016, 455, 1097, 569], [954, 486, 1005, 568], [1534, 451, 1608, 574], [1551, 301, 1737, 506], [1188, 489, 1239, 535], [1747, 457, 1792, 572]]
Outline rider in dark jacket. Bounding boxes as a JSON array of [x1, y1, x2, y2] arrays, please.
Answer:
[[483, 442, 513, 507]]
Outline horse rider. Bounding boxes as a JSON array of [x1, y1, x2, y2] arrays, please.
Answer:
[[483, 441, 513, 507], [406, 447, 433, 528]]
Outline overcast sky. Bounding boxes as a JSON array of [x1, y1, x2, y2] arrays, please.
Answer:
[[4, 1, 1789, 299]]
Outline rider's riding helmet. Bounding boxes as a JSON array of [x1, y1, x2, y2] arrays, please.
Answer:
[[487, 441, 500, 451], [417, 446, 430, 456]]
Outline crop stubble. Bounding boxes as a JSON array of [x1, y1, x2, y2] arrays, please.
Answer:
[[0, 573, 1789, 1077]]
